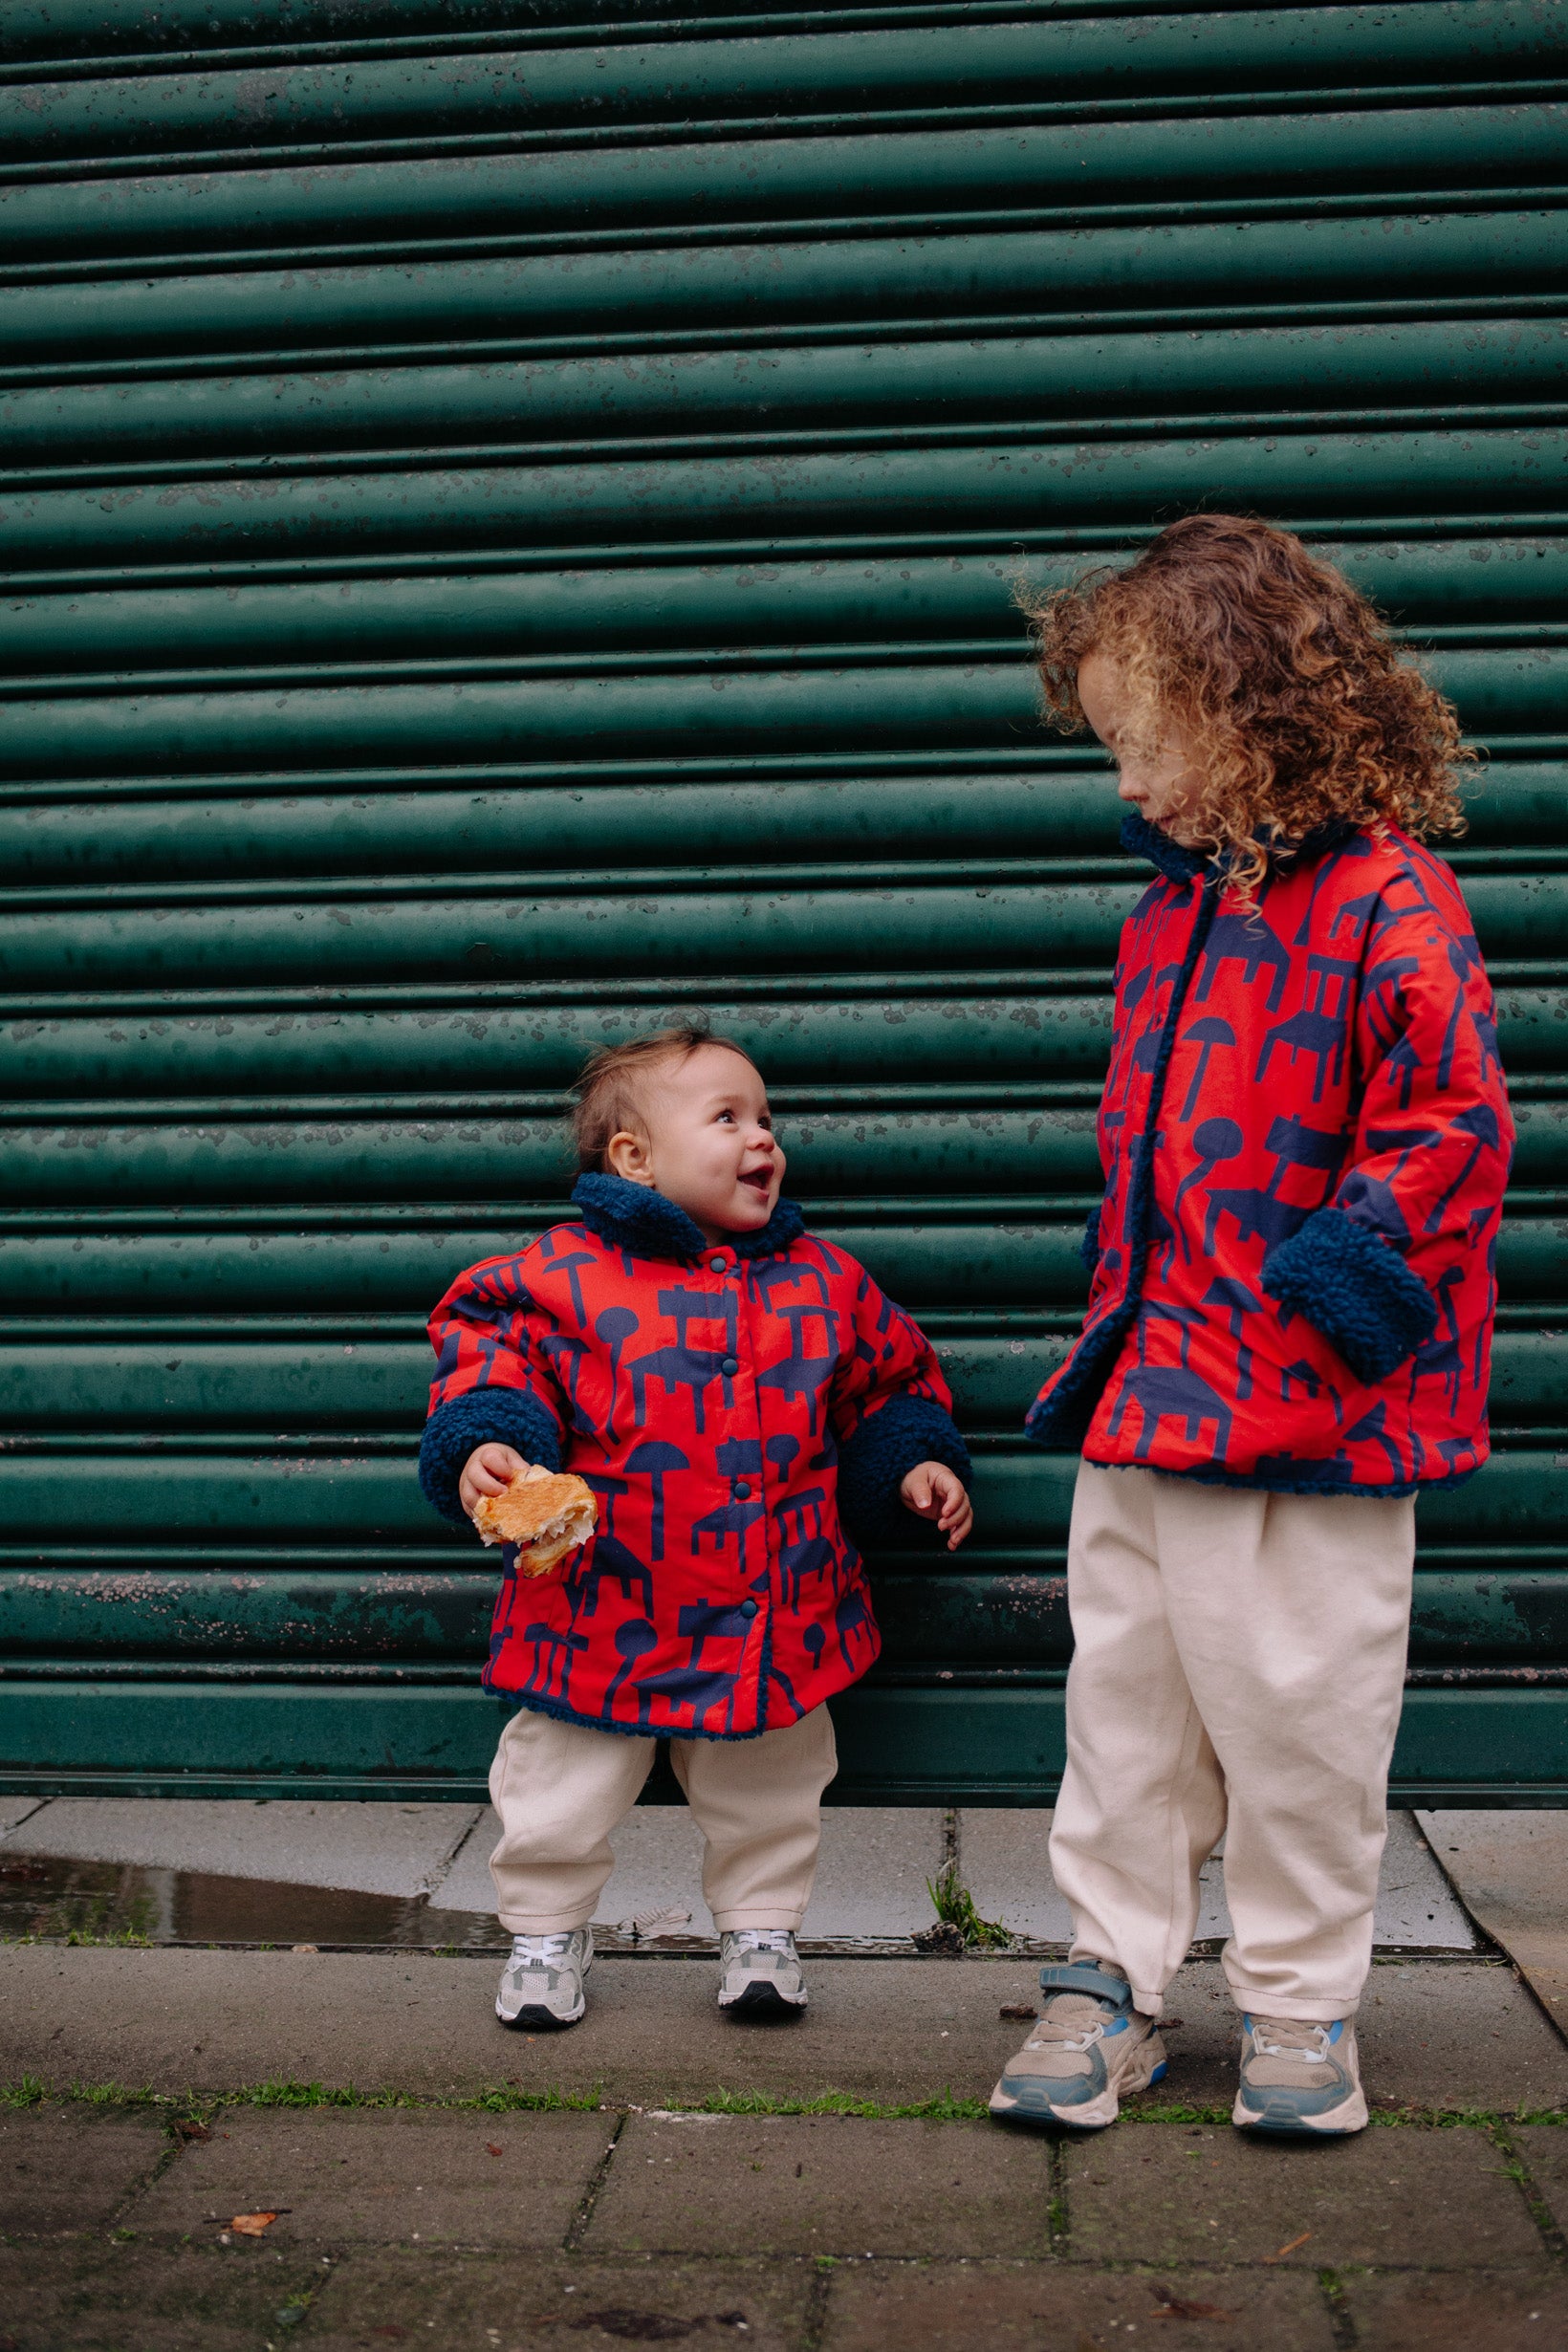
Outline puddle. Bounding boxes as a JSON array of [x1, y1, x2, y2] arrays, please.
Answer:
[[0, 1851, 504, 1949]]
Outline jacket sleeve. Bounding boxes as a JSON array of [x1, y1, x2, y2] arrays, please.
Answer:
[[829, 1263, 971, 1549], [418, 1252, 566, 1526], [1261, 891, 1512, 1385]]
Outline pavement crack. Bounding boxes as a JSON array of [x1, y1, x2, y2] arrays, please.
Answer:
[[1046, 2134, 1069, 2257], [1492, 2120, 1568, 2265], [800, 2255, 835, 2352], [562, 2104, 629, 2252], [1317, 2265, 1359, 2348]]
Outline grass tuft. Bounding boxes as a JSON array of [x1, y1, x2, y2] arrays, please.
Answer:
[[926, 1862, 1013, 1951]]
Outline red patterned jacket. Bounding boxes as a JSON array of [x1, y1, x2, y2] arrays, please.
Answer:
[[419, 1175, 969, 1738], [1027, 815, 1512, 1492]]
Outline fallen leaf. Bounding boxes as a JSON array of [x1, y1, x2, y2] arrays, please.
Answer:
[[229, 2210, 287, 2236], [1262, 2230, 1312, 2264], [174, 2119, 212, 2144], [486, 2143, 504, 2157], [999, 2003, 1037, 2020], [1151, 2284, 1238, 2320], [292, 1944, 318, 1954], [625, 1908, 692, 1940]]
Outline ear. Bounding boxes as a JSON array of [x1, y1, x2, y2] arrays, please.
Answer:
[[604, 1127, 656, 1187]]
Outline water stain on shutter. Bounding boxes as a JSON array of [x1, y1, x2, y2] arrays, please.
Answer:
[[0, 0, 1564, 1800]]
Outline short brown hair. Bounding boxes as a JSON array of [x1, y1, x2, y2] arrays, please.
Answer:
[[1023, 513, 1471, 901], [570, 1020, 763, 1172]]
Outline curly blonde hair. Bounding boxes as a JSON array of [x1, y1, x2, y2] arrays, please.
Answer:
[[1024, 513, 1471, 901]]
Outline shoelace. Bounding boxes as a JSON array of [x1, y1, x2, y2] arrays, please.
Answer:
[[510, 1931, 577, 1967], [731, 1929, 794, 1955], [1250, 2021, 1333, 2067], [1032, 1996, 1116, 2053]]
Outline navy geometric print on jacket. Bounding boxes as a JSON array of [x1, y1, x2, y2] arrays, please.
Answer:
[[1027, 814, 1513, 1495], [419, 1174, 970, 1739]]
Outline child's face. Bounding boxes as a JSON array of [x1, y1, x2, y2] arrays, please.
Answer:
[[605, 1044, 785, 1243], [1078, 649, 1205, 841]]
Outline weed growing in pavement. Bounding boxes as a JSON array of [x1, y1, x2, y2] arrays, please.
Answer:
[[925, 1862, 1012, 1951], [701, 2087, 989, 2121], [6, 2078, 1567, 2130]]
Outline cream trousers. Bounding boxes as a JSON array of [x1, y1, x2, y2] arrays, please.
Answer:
[[1050, 1461, 1416, 2023], [488, 1701, 838, 1934]]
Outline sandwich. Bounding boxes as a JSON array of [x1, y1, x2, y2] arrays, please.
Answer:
[[473, 1467, 598, 1576]]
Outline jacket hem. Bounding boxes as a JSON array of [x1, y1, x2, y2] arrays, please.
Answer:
[[486, 1673, 863, 1743], [1081, 1450, 1480, 1499]]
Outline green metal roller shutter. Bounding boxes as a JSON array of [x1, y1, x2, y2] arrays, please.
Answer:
[[0, 0, 1564, 1803]]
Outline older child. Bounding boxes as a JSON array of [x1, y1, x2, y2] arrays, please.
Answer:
[[991, 515, 1511, 2136], [419, 1023, 971, 2029]]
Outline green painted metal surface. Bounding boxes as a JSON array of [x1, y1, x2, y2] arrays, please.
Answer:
[[2, 0, 1566, 1801]]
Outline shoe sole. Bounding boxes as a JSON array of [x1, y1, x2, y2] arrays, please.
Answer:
[[990, 2040, 1167, 2130], [496, 1999, 585, 2029], [1232, 2084, 1368, 2135], [719, 1983, 807, 2017]]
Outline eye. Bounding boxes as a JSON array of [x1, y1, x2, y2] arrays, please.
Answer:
[[715, 1108, 735, 1123]]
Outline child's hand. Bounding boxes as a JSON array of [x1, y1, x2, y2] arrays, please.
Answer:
[[900, 1461, 973, 1552], [460, 1444, 539, 1520]]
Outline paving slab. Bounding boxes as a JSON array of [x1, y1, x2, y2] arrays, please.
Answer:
[[962, 1810, 1474, 1949], [126, 2104, 610, 2250], [0, 1799, 479, 1900], [1061, 2119, 1544, 2270], [0, 2241, 324, 2352], [0, 1797, 48, 1837], [1155, 1957, 1568, 2115], [1338, 2268, 1568, 2351], [820, 2259, 1338, 2351], [4, 1949, 1564, 2114], [0, 2102, 170, 2234], [1511, 2126, 1568, 2244], [1419, 1811, 1568, 2017], [585, 2112, 1051, 2258], [430, 1804, 947, 1940], [303, 2250, 814, 2351]]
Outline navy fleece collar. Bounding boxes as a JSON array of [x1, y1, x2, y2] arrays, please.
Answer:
[[571, 1170, 807, 1263], [1120, 810, 1361, 884]]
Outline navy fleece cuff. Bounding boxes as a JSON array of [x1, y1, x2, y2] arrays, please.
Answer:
[[418, 1389, 563, 1526], [1261, 1208, 1439, 1386], [837, 1393, 972, 1550]]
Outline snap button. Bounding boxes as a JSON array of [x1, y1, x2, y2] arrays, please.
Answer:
[[708, 1254, 727, 1272], [740, 1600, 757, 1620], [732, 1479, 751, 1499], [721, 1356, 738, 1377]]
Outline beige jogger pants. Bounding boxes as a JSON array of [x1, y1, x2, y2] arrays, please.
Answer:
[[488, 1701, 838, 1935], [1050, 1461, 1416, 2023]]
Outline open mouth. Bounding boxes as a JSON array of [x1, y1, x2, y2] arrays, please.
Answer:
[[739, 1167, 773, 1193]]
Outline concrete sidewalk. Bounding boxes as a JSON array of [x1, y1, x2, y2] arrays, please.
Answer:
[[8, 1801, 1568, 2348], [4, 1947, 1568, 2351], [0, 1797, 1479, 1954]]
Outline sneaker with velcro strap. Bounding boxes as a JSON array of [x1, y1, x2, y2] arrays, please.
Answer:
[[495, 1927, 593, 2029], [990, 1959, 1167, 2129], [1232, 2013, 1367, 2135]]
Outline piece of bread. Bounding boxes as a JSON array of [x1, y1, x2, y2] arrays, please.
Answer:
[[473, 1468, 598, 1576]]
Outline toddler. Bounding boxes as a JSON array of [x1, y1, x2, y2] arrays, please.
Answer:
[[991, 516, 1511, 2135], [419, 1022, 971, 2027]]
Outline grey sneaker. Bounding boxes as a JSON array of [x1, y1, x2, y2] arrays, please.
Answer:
[[1233, 2014, 1367, 2135], [718, 1928, 807, 2015], [496, 1927, 593, 2029], [990, 1961, 1167, 2130]]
